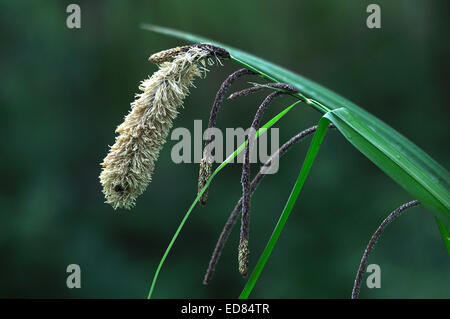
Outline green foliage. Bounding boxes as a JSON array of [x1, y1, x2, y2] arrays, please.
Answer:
[[143, 24, 449, 298], [142, 24, 450, 242]]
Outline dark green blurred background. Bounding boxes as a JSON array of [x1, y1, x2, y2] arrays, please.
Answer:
[[0, 0, 448, 298]]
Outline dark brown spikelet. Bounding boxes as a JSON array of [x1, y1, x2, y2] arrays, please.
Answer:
[[203, 125, 338, 284], [197, 68, 254, 206]]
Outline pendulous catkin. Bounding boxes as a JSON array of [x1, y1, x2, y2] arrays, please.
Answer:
[[100, 45, 228, 209]]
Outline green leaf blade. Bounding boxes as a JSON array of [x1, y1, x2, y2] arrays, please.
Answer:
[[324, 109, 449, 226], [143, 24, 450, 232]]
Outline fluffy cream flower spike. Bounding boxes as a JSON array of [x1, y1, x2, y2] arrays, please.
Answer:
[[100, 44, 229, 209]]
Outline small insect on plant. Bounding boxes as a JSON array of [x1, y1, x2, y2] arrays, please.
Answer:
[[99, 25, 450, 299]]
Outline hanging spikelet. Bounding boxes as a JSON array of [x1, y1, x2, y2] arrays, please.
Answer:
[[100, 44, 229, 209]]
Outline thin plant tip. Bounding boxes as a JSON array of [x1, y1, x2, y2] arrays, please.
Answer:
[[197, 156, 213, 206], [238, 238, 249, 277], [228, 82, 297, 100], [149, 43, 231, 65], [203, 124, 336, 283]]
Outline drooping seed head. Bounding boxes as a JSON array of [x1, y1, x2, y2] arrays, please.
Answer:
[[100, 45, 229, 209]]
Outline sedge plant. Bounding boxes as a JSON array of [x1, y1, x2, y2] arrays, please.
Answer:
[[99, 24, 449, 299]]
